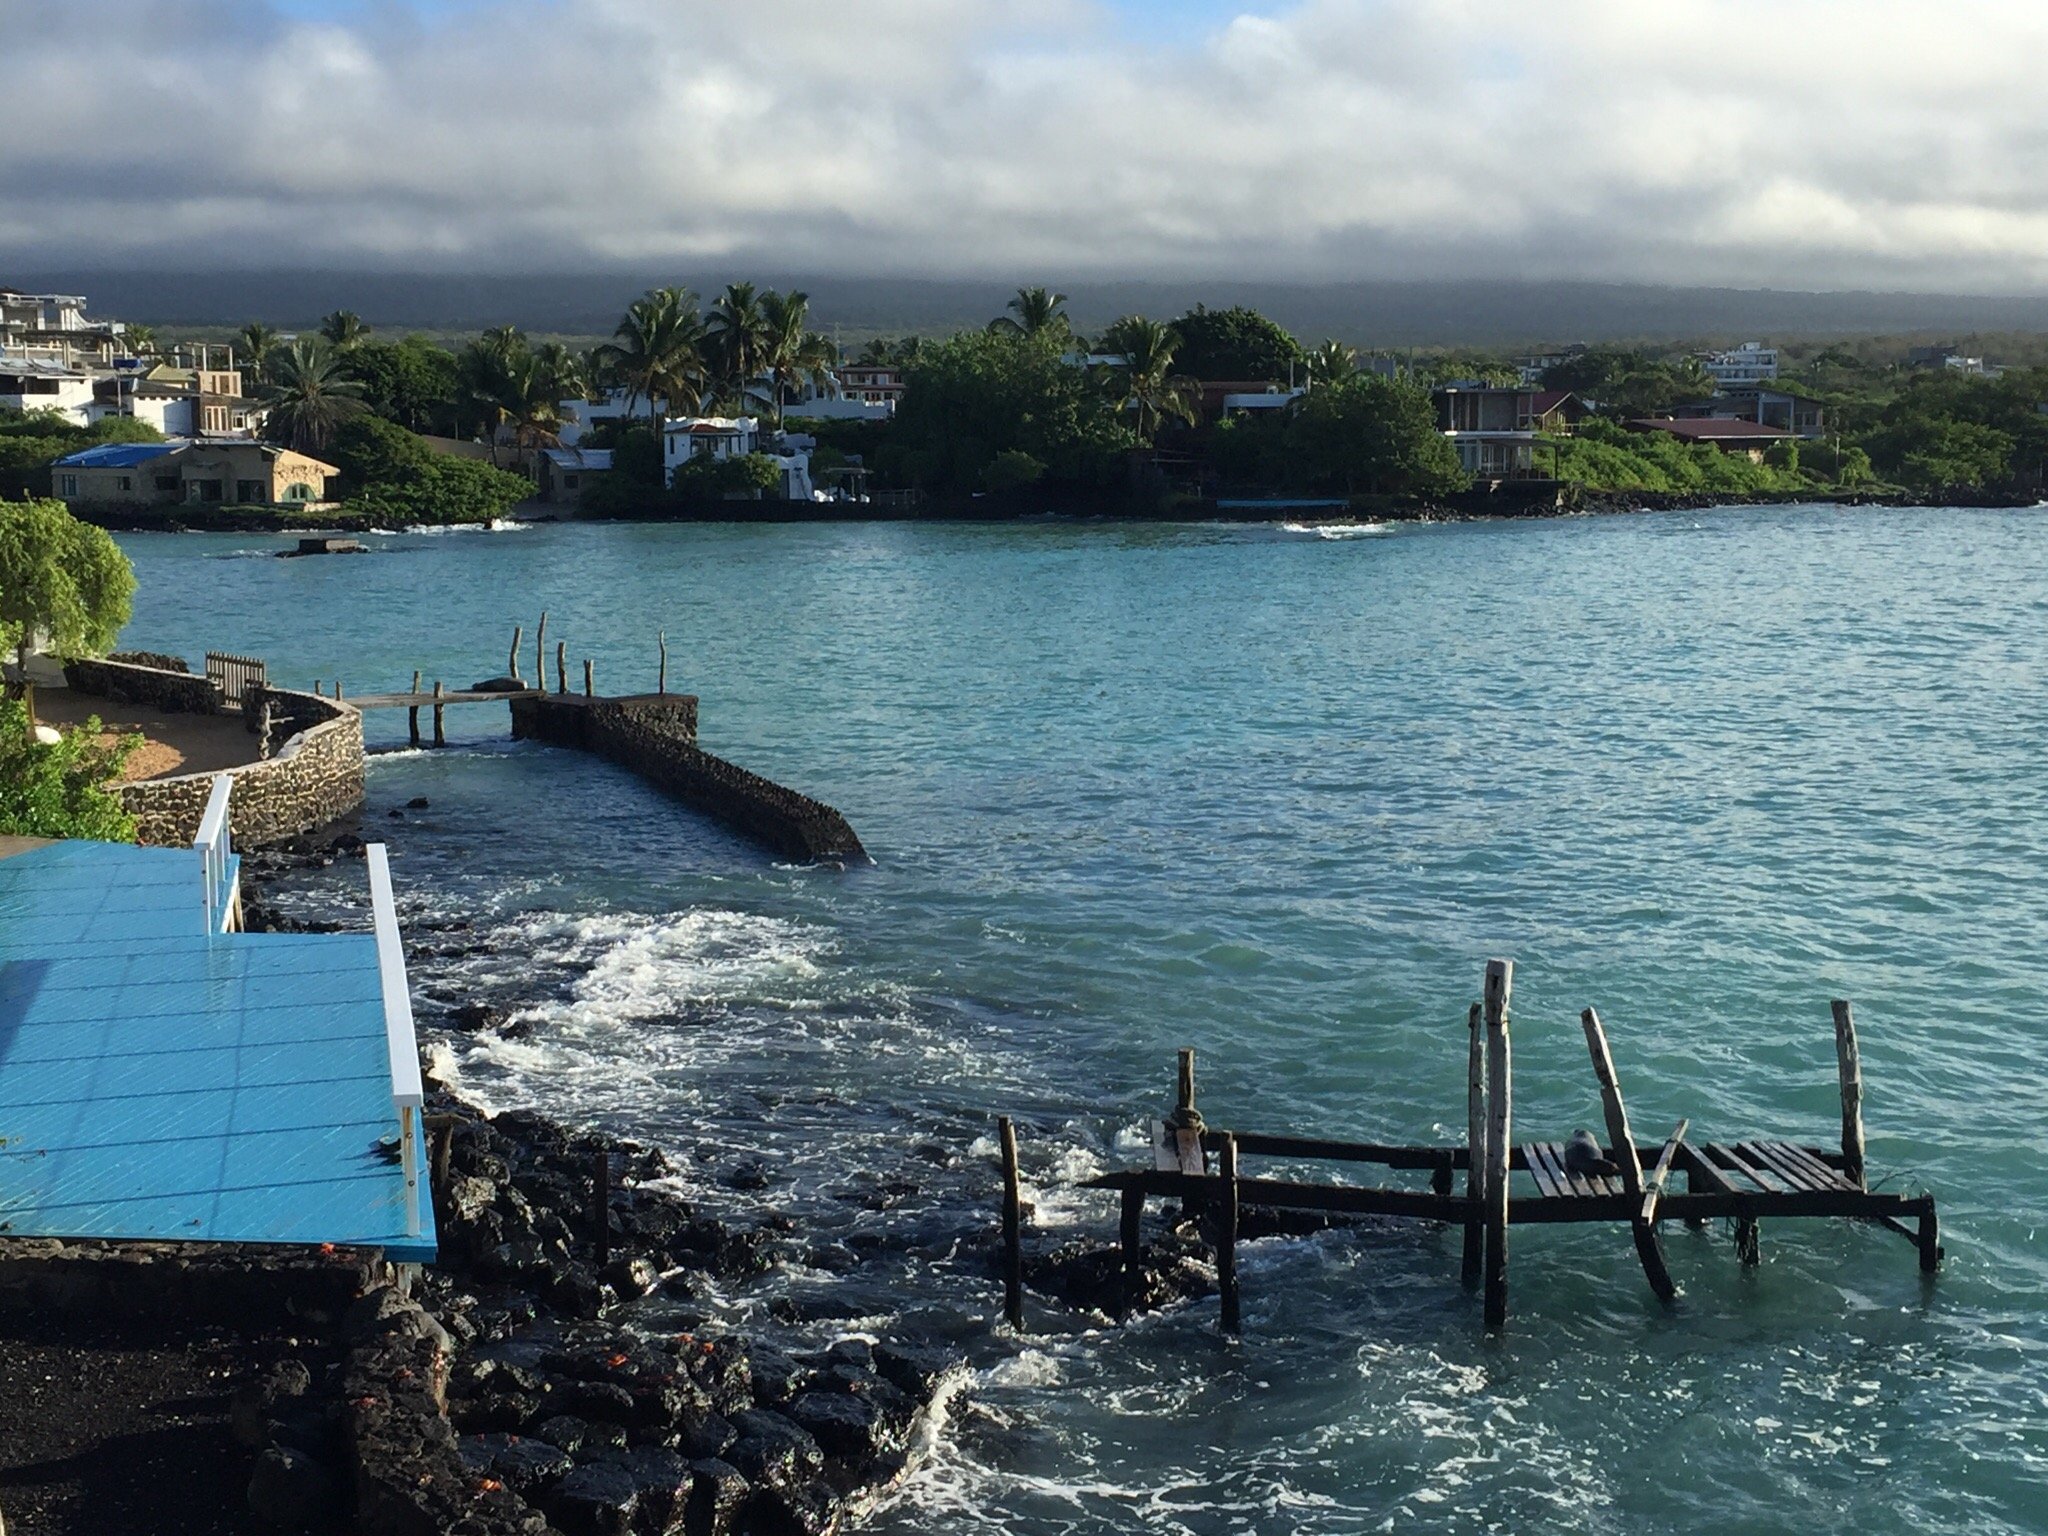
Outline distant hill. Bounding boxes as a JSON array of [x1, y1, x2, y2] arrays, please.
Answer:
[[18, 269, 2048, 349]]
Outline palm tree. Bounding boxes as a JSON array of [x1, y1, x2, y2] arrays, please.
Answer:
[[857, 336, 895, 365], [1306, 339, 1358, 391], [262, 339, 367, 453], [597, 287, 706, 427], [532, 341, 587, 405], [706, 282, 769, 407], [319, 310, 368, 349], [989, 286, 1069, 338], [236, 322, 280, 385], [123, 323, 160, 358], [795, 331, 838, 396], [758, 290, 814, 425], [1101, 316, 1197, 444], [890, 335, 928, 367], [457, 330, 523, 458], [504, 353, 567, 456]]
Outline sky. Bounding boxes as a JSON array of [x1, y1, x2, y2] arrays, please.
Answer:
[[8, 0, 2048, 293]]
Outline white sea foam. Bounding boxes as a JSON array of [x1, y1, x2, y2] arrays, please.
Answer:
[[1280, 520, 1389, 539]]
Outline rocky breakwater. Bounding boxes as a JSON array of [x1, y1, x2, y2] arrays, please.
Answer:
[[509, 692, 864, 865]]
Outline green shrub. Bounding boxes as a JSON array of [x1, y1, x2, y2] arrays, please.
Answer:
[[340, 453, 533, 525], [670, 452, 784, 499], [981, 449, 1045, 492], [0, 697, 139, 841]]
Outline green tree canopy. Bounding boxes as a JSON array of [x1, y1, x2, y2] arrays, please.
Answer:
[[347, 337, 460, 434], [0, 696, 138, 840], [1169, 304, 1303, 382], [0, 498, 136, 665], [1284, 375, 1468, 496]]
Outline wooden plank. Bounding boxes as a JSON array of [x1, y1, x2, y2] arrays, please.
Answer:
[[1119, 1185, 1145, 1319], [1917, 1202, 1941, 1274], [1741, 1140, 1830, 1193], [1677, 1142, 1742, 1196], [1580, 1008, 1644, 1197], [1832, 999, 1867, 1188], [1463, 1001, 1485, 1288], [1522, 1143, 1565, 1200], [1483, 959, 1513, 1332], [1639, 1120, 1689, 1224], [1771, 1140, 1858, 1192], [1543, 1141, 1599, 1199], [1206, 1131, 1459, 1170], [1709, 1142, 1789, 1195], [1218, 1134, 1241, 1335]]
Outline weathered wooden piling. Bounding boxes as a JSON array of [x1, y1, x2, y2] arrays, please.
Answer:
[[658, 630, 668, 695], [408, 668, 422, 747], [583, 658, 594, 697], [509, 625, 523, 684], [1119, 1186, 1145, 1320], [535, 611, 547, 691], [1482, 959, 1513, 1332], [1583, 1007, 1678, 1302], [1462, 1000, 1485, 1288], [555, 641, 567, 695], [1831, 999, 1866, 1188], [999, 1116, 1024, 1330], [432, 680, 446, 748], [1217, 1133, 1241, 1335], [1918, 1207, 1940, 1273]]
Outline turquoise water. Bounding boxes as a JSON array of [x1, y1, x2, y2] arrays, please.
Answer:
[[119, 511, 2048, 1533]]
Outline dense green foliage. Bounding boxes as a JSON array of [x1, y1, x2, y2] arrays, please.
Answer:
[[883, 331, 1132, 493], [1169, 305, 1304, 382], [0, 697, 139, 841], [0, 408, 165, 473], [1545, 419, 1810, 493], [669, 452, 784, 499], [348, 338, 463, 434], [327, 415, 531, 524], [1539, 348, 1716, 417], [0, 498, 136, 662], [1285, 376, 1469, 496]]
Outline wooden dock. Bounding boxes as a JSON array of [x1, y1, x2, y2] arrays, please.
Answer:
[[999, 959, 1941, 1336]]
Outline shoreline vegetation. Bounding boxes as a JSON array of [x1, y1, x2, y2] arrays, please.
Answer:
[[14, 284, 2048, 530]]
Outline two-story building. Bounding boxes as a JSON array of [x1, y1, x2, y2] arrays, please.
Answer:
[[1700, 342, 1779, 387], [1433, 387, 1586, 480], [661, 416, 814, 499], [833, 364, 905, 413], [1671, 386, 1826, 440]]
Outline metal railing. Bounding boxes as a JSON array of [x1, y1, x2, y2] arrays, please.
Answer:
[[366, 844, 425, 1238], [205, 650, 266, 707], [193, 774, 234, 934]]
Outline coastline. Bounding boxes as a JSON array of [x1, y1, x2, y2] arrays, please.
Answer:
[[75, 483, 2044, 536]]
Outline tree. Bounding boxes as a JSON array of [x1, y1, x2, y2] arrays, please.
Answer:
[[347, 336, 460, 433], [456, 329, 525, 455], [0, 498, 136, 726], [320, 310, 369, 349], [263, 339, 368, 453], [1306, 339, 1358, 391], [0, 696, 138, 840], [123, 324, 159, 358], [597, 287, 706, 426], [706, 282, 770, 407], [1169, 304, 1303, 381], [238, 321, 281, 382], [669, 451, 784, 500], [1284, 374, 1468, 496], [1101, 316, 1198, 444], [759, 290, 814, 426], [989, 286, 1070, 339]]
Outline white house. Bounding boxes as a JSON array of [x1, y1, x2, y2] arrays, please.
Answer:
[[558, 389, 664, 447], [0, 359, 97, 424], [1701, 342, 1779, 387], [662, 416, 814, 500]]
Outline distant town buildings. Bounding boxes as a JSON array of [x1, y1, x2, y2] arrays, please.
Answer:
[[1700, 342, 1779, 387], [50, 439, 336, 506]]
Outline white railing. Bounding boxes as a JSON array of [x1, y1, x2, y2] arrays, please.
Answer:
[[366, 843, 425, 1239], [193, 774, 234, 934]]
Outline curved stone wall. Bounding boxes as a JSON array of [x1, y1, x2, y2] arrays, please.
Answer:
[[63, 655, 220, 714], [118, 686, 366, 849]]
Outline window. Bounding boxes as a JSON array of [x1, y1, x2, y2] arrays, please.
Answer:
[[236, 479, 264, 504], [117, 476, 131, 492], [563, 474, 579, 489], [155, 475, 180, 492], [58, 473, 77, 496], [282, 482, 315, 502]]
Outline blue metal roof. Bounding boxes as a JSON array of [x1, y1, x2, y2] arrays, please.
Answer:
[[0, 840, 436, 1260], [50, 441, 178, 469]]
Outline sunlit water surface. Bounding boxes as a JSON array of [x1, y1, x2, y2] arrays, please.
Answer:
[[119, 510, 2048, 1533]]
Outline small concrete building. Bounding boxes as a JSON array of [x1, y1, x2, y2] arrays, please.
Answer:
[[52, 439, 339, 507], [534, 446, 612, 503]]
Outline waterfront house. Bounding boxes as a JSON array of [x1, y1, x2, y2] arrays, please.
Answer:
[[1627, 417, 1795, 462], [1432, 387, 1586, 480], [535, 446, 612, 503], [1672, 387, 1826, 440], [661, 416, 814, 499], [833, 364, 905, 412], [52, 438, 338, 507], [87, 351, 264, 438]]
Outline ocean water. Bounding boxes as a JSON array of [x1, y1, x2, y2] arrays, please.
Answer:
[[117, 509, 2048, 1533]]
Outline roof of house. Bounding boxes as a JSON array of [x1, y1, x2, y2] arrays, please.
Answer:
[[541, 448, 612, 470], [1628, 417, 1795, 442], [52, 441, 176, 468], [1526, 390, 1581, 415]]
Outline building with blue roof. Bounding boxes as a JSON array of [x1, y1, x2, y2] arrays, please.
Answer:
[[0, 778, 434, 1261], [51, 437, 339, 509]]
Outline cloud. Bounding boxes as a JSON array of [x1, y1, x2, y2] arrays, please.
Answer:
[[6, 0, 2048, 291]]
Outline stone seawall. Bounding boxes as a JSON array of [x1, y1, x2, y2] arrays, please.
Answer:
[[510, 693, 865, 863], [63, 654, 221, 714]]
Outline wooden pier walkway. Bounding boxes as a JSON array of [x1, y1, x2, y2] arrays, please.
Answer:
[[997, 958, 1941, 1336]]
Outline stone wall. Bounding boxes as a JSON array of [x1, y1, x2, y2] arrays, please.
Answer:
[[510, 692, 865, 863], [120, 685, 366, 848], [64, 654, 221, 713]]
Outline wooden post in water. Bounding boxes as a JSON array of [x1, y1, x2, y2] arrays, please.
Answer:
[[1917, 1202, 1941, 1274], [555, 641, 567, 695], [1462, 1001, 1485, 1288], [591, 1148, 611, 1268], [583, 658, 595, 697], [508, 624, 523, 684], [432, 680, 446, 748], [408, 669, 422, 747], [334, 678, 343, 701], [1217, 1133, 1241, 1335], [999, 1116, 1024, 1330], [1119, 1185, 1145, 1320], [535, 611, 547, 691], [1482, 959, 1513, 1332], [658, 630, 668, 695], [1171, 1047, 1207, 1219], [1734, 1216, 1760, 1267], [1831, 999, 1866, 1188], [1580, 1008, 1644, 1193]]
